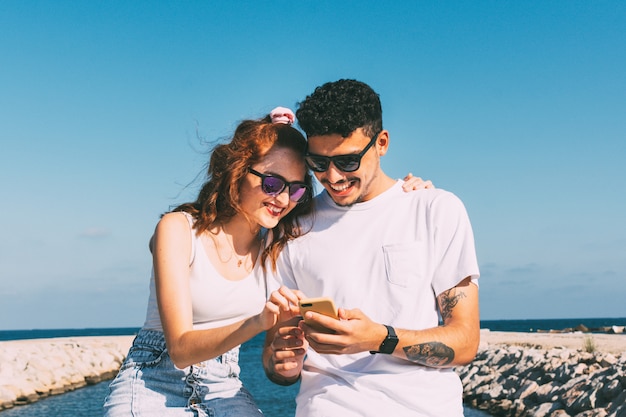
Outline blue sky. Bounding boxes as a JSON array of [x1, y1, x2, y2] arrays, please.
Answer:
[[1, 1, 624, 330]]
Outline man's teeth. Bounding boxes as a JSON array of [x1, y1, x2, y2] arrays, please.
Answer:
[[330, 182, 351, 192]]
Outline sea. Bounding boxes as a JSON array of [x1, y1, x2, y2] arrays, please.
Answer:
[[1, 317, 625, 417]]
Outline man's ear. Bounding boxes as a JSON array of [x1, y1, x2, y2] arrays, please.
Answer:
[[376, 130, 390, 156]]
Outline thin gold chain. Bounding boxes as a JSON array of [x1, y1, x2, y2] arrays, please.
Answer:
[[221, 223, 248, 268]]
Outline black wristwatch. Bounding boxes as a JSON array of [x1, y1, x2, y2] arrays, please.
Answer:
[[370, 324, 399, 354]]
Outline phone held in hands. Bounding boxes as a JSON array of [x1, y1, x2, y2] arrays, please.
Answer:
[[298, 297, 338, 332]]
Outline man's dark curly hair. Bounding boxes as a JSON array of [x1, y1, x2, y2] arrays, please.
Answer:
[[296, 79, 382, 139]]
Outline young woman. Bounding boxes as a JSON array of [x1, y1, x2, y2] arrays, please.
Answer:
[[103, 107, 314, 417]]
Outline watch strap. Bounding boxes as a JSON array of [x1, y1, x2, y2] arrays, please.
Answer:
[[370, 324, 399, 354]]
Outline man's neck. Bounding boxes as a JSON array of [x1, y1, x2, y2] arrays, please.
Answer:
[[362, 174, 397, 202]]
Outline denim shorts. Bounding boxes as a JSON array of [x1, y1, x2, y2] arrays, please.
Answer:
[[103, 329, 263, 417]]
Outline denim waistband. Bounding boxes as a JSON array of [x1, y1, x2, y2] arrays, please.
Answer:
[[134, 328, 168, 349]]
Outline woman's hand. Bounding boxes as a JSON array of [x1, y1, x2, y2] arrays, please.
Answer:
[[402, 173, 434, 192], [258, 286, 306, 331]]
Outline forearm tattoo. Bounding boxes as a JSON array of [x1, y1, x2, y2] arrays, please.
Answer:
[[401, 287, 465, 366], [403, 342, 455, 366], [438, 287, 466, 322]]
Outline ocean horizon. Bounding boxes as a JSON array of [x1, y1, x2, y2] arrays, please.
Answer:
[[2, 317, 625, 341]]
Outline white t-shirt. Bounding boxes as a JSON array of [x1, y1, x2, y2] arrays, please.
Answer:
[[276, 181, 480, 416]]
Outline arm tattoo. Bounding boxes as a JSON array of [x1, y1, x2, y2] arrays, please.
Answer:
[[403, 342, 455, 366], [438, 288, 466, 322], [402, 285, 467, 366]]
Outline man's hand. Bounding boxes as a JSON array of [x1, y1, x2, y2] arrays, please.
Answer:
[[300, 308, 386, 355], [265, 317, 307, 385], [263, 286, 308, 385]]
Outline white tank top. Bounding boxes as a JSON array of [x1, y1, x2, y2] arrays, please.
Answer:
[[143, 212, 267, 331]]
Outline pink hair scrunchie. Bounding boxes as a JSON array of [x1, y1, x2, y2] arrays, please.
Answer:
[[270, 107, 295, 125]]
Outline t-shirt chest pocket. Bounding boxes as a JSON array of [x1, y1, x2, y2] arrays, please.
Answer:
[[382, 241, 427, 288]]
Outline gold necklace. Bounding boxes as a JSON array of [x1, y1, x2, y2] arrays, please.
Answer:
[[221, 223, 247, 268]]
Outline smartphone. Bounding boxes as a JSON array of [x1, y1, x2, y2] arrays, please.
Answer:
[[299, 297, 339, 331]]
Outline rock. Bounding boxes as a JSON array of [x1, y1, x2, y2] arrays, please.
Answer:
[[0, 336, 133, 411], [611, 326, 625, 334], [515, 380, 539, 400], [576, 324, 590, 333], [458, 333, 626, 417], [601, 354, 618, 367]]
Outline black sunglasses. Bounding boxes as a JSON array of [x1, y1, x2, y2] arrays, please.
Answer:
[[248, 168, 310, 203], [305, 132, 380, 173]]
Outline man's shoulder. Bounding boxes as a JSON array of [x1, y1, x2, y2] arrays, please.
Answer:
[[399, 187, 470, 217], [401, 187, 457, 202]]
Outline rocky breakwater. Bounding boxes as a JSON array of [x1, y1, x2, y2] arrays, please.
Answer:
[[0, 335, 134, 411], [457, 330, 626, 417]]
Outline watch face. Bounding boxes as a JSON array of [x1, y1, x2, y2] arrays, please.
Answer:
[[379, 325, 399, 354]]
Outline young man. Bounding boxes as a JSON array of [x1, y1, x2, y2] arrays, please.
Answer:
[[264, 79, 480, 416]]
